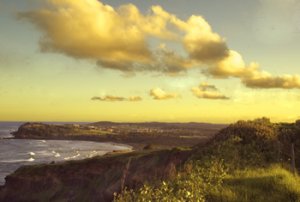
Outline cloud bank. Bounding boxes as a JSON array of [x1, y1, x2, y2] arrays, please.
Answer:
[[192, 83, 229, 100], [19, 0, 300, 89]]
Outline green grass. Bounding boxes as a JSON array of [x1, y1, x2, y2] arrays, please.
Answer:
[[209, 166, 300, 202], [115, 164, 300, 202]]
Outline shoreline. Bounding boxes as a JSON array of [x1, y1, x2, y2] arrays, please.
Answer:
[[0, 136, 135, 186]]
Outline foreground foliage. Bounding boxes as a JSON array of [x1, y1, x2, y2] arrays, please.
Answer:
[[114, 159, 226, 202], [115, 163, 300, 202], [211, 166, 300, 202], [115, 118, 300, 202]]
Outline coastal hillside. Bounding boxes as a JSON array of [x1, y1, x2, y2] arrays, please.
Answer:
[[116, 118, 300, 201], [1, 118, 300, 201]]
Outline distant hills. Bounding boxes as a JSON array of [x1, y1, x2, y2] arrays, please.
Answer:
[[91, 121, 227, 130]]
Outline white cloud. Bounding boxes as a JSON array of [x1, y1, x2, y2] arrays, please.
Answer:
[[149, 88, 179, 100], [192, 83, 229, 100], [92, 95, 142, 102]]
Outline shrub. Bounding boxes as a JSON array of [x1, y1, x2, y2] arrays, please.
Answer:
[[114, 159, 227, 202]]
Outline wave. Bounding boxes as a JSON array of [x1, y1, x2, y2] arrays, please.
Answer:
[[51, 150, 61, 158], [1, 158, 35, 163], [64, 153, 80, 160], [54, 153, 61, 157], [28, 157, 35, 162]]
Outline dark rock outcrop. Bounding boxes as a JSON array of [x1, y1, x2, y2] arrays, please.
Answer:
[[13, 122, 77, 138]]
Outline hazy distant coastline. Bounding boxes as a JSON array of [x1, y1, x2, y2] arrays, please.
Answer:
[[12, 122, 226, 150]]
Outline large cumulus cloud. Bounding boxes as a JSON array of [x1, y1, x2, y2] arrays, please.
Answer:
[[19, 0, 300, 89]]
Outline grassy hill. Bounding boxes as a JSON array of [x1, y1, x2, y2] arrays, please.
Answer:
[[115, 118, 300, 202]]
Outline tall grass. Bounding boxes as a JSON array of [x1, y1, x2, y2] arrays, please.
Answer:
[[210, 166, 300, 202], [115, 164, 300, 202]]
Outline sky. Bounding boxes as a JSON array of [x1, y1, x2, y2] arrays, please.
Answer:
[[0, 0, 300, 123]]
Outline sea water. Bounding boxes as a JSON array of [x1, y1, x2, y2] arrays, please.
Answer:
[[0, 122, 132, 185]]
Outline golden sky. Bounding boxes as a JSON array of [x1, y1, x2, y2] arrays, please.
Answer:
[[0, 0, 300, 123]]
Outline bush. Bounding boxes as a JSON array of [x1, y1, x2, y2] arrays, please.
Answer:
[[114, 159, 227, 202]]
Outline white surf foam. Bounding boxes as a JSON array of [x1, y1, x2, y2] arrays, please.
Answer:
[[28, 157, 35, 162]]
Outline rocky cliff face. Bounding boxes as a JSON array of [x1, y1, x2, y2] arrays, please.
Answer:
[[0, 148, 191, 202]]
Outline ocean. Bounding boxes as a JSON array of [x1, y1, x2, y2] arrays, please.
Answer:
[[0, 122, 132, 185]]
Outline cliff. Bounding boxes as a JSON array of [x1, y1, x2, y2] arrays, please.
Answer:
[[0, 148, 191, 202]]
